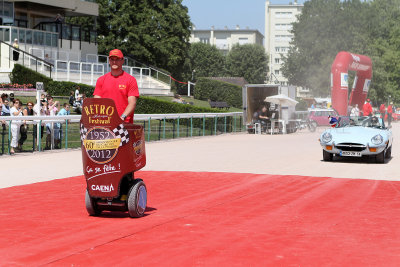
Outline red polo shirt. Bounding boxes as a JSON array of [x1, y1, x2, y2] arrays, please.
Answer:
[[94, 71, 139, 122]]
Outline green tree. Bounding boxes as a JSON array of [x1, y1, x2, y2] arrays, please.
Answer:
[[186, 42, 226, 80], [225, 44, 268, 84], [96, 0, 191, 78], [365, 0, 400, 104], [281, 0, 371, 97]]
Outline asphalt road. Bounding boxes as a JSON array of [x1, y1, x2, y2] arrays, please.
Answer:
[[1, 122, 399, 188]]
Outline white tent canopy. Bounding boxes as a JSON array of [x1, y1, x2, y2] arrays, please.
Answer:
[[264, 94, 298, 107]]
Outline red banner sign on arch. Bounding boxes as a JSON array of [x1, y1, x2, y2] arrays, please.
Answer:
[[331, 51, 372, 115]]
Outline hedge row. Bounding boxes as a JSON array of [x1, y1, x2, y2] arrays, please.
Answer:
[[136, 96, 223, 114], [9, 64, 52, 88], [136, 96, 233, 129], [194, 78, 242, 108], [46, 81, 94, 97]]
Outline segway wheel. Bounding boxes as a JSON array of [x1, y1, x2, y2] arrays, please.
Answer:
[[127, 180, 147, 218], [85, 189, 100, 216]]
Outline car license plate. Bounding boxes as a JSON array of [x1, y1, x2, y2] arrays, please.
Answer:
[[340, 151, 361, 157]]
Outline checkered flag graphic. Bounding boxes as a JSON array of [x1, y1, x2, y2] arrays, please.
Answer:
[[80, 123, 88, 141], [113, 124, 130, 146]]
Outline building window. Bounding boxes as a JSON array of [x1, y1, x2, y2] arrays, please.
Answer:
[[274, 35, 292, 42], [275, 58, 280, 64], [274, 23, 292, 30], [275, 70, 280, 75], [215, 38, 229, 50], [200, 38, 209, 44], [238, 38, 248, 45], [275, 47, 280, 52], [275, 12, 293, 18]]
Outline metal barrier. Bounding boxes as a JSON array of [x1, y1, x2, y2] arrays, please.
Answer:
[[0, 112, 244, 155]]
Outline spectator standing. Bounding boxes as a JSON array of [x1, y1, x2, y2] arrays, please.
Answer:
[[33, 99, 47, 147], [1, 93, 8, 102], [379, 103, 386, 121], [69, 91, 75, 106], [54, 103, 70, 149], [362, 98, 373, 116], [18, 101, 34, 150], [387, 102, 393, 127], [350, 104, 360, 117], [1, 98, 10, 116], [55, 14, 63, 24], [9, 99, 22, 154], [40, 93, 46, 102], [45, 96, 59, 149], [0, 105, 6, 132], [12, 38, 19, 61], [347, 105, 352, 116], [75, 86, 80, 100]]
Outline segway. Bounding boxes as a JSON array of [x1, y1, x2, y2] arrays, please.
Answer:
[[80, 98, 147, 217]]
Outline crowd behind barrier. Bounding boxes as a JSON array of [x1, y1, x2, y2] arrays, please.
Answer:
[[0, 112, 244, 155]]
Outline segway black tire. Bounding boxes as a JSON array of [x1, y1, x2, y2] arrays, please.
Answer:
[[85, 189, 100, 216], [127, 180, 147, 218]]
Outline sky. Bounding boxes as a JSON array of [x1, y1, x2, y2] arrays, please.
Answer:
[[182, 0, 307, 36]]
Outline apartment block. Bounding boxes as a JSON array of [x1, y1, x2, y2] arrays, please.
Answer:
[[190, 26, 264, 54], [265, 1, 303, 86]]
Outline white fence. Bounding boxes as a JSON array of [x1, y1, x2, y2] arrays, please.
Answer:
[[0, 112, 244, 154]]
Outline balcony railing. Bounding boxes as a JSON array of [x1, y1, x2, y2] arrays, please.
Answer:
[[0, 40, 53, 77], [0, 26, 58, 47]]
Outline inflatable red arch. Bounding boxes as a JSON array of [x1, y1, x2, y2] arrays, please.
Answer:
[[331, 51, 372, 115]]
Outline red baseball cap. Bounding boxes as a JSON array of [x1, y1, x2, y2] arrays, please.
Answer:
[[109, 49, 123, 59]]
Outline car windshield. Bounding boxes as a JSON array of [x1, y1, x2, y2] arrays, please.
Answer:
[[334, 116, 386, 129]]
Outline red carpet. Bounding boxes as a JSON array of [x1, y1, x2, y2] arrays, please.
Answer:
[[1, 171, 400, 266]]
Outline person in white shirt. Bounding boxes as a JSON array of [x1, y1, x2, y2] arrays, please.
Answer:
[[350, 104, 360, 117], [9, 99, 22, 154], [75, 86, 80, 100], [45, 96, 59, 149]]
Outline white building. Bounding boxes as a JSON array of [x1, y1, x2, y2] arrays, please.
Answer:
[[190, 26, 264, 54], [265, 1, 303, 86]]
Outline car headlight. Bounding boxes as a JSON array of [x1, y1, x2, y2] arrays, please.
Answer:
[[371, 134, 383, 145], [321, 132, 332, 143]]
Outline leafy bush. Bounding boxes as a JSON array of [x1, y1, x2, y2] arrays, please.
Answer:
[[9, 64, 52, 88], [46, 81, 94, 97], [136, 96, 223, 114], [194, 78, 242, 108], [136, 96, 232, 129]]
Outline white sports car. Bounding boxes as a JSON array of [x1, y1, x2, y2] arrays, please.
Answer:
[[319, 116, 393, 163]]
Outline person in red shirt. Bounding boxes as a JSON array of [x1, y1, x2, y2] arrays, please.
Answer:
[[387, 102, 393, 126], [379, 103, 386, 121], [93, 49, 139, 123], [362, 98, 373, 116]]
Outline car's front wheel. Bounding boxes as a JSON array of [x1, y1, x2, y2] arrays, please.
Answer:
[[323, 150, 333, 161], [376, 150, 385, 163], [385, 145, 392, 159]]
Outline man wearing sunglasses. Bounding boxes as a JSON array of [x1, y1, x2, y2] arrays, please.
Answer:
[[93, 49, 139, 123]]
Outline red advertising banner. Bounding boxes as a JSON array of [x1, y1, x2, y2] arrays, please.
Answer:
[[80, 98, 146, 198]]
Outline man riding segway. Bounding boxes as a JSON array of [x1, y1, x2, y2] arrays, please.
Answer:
[[81, 49, 147, 218]]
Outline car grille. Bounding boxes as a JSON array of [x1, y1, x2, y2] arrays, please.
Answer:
[[336, 143, 367, 152]]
